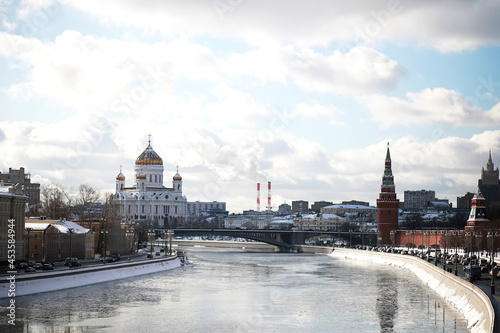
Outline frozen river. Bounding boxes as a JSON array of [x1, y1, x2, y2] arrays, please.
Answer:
[[0, 248, 469, 332]]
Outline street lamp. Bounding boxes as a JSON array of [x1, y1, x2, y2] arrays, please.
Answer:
[[68, 228, 74, 260], [453, 230, 458, 275], [465, 231, 472, 262], [443, 231, 447, 271], [488, 230, 497, 295], [126, 228, 135, 255], [167, 229, 174, 255], [25, 227, 33, 262], [101, 229, 108, 264], [148, 230, 155, 253]]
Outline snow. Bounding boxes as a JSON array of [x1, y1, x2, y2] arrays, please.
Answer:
[[332, 249, 494, 333]]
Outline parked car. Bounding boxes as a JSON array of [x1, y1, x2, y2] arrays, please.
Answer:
[[33, 263, 43, 270], [25, 267, 37, 273], [42, 260, 54, 267], [16, 262, 28, 269], [64, 257, 80, 266], [42, 264, 54, 270], [69, 259, 82, 267], [147, 253, 153, 258]]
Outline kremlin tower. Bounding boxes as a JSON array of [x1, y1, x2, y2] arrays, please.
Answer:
[[376, 142, 400, 246], [465, 187, 489, 231]]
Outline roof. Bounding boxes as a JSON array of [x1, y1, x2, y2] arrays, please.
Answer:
[[323, 204, 377, 210], [55, 221, 89, 234], [322, 213, 341, 219], [25, 222, 51, 231], [136, 143, 163, 165]]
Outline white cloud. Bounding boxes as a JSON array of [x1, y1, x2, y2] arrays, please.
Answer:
[[227, 46, 405, 94], [361, 88, 500, 127], [60, 0, 500, 52]]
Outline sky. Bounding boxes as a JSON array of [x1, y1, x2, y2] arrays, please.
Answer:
[[1, 0, 500, 213]]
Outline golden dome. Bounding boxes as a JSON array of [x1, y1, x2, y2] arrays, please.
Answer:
[[173, 172, 182, 181], [116, 166, 125, 181], [135, 143, 163, 166], [136, 171, 146, 180]]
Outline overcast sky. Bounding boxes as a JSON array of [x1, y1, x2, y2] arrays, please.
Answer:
[[1, 0, 500, 213]]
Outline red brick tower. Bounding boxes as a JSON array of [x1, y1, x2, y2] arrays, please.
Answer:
[[465, 187, 489, 231], [377, 142, 400, 246]]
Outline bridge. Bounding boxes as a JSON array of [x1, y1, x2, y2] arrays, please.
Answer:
[[169, 229, 377, 252]]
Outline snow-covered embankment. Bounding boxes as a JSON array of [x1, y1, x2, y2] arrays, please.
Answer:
[[331, 248, 494, 333]]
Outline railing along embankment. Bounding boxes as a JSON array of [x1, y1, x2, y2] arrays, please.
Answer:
[[332, 248, 494, 333]]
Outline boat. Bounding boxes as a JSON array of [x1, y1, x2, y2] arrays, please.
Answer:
[[0, 255, 182, 298]]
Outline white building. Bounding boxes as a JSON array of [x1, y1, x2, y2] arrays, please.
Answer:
[[111, 139, 187, 227], [187, 201, 227, 216]]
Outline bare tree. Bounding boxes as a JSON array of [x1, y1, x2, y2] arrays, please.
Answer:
[[40, 184, 72, 220], [75, 183, 101, 225]]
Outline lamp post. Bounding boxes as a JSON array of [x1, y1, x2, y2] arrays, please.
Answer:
[[126, 228, 135, 255], [148, 230, 155, 253], [68, 228, 74, 260], [488, 230, 497, 295], [101, 229, 108, 264], [25, 227, 33, 262], [453, 230, 458, 275], [443, 230, 448, 270], [475, 232, 483, 264], [465, 231, 472, 263], [167, 229, 174, 255]]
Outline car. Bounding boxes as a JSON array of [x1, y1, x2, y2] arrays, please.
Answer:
[[42, 264, 54, 270], [28, 260, 36, 267], [16, 262, 28, 269], [33, 263, 43, 270], [147, 253, 153, 258], [42, 260, 54, 267], [69, 259, 82, 267], [65, 257, 80, 266], [25, 267, 37, 273], [155, 252, 161, 256]]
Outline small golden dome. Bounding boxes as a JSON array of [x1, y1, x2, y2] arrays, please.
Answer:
[[116, 166, 125, 180]]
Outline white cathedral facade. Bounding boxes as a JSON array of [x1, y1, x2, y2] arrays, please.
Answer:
[[112, 140, 187, 227]]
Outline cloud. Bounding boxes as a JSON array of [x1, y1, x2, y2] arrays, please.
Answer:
[[361, 88, 500, 128], [227, 46, 405, 94], [60, 0, 500, 52]]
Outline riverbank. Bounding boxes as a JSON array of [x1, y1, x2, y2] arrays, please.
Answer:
[[332, 248, 494, 333], [0, 256, 182, 298]]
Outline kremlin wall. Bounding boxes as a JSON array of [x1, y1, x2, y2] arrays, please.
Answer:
[[376, 144, 500, 250]]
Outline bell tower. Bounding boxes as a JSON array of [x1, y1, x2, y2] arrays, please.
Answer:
[[376, 142, 400, 246]]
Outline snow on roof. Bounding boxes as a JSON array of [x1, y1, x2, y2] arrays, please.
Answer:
[[270, 219, 294, 224], [54, 220, 89, 234], [25, 222, 51, 231], [323, 204, 377, 210], [322, 213, 340, 219]]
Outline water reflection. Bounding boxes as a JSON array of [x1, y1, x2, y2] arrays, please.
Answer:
[[376, 269, 398, 333], [0, 250, 469, 333]]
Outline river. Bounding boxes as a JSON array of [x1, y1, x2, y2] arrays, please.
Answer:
[[1, 248, 469, 332]]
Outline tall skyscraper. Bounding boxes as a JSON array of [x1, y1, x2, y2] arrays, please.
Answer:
[[376, 143, 400, 246], [478, 150, 500, 209]]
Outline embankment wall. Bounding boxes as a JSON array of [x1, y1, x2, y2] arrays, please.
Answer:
[[332, 248, 494, 333]]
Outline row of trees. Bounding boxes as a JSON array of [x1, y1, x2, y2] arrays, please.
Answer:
[[34, 183, 112, 222]]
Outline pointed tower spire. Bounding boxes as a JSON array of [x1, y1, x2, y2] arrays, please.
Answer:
[[377, 141, 400, 246]]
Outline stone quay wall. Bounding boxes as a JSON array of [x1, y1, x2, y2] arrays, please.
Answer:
[[332, 248, 494, 333]]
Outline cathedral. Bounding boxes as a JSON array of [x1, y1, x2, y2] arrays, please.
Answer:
[[112, 138, 187, 227]]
